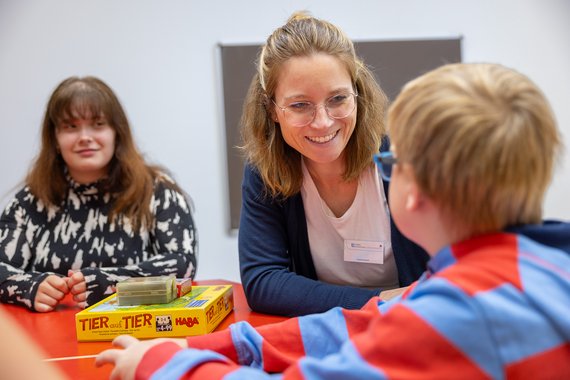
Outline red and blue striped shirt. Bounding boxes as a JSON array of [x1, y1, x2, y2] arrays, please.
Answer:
[[136, 232, 570, 379]]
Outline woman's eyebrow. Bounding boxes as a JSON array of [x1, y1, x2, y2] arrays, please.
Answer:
[[282, 87, 352, 102]]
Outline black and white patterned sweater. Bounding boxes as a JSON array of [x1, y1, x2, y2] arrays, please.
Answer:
[[0, 176, 198, 311]]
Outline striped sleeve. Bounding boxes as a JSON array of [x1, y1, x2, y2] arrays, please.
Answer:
[[185, 298, 381, 371], [139, 289, 490, 380], [142, 298, 384, 379]]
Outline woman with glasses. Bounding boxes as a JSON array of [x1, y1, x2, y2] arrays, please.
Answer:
[[0, 76, 198, 312], [239, 11, 429, 316]]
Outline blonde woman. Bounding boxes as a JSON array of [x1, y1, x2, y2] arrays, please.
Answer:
[[238, 12, 429, 316]]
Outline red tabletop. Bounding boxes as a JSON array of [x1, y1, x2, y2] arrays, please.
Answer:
[[0, 279, 287, 379]]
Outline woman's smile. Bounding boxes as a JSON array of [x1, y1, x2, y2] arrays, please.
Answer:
[[306, 130, 339, 144]]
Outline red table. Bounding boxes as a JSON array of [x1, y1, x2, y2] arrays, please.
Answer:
[[1, 280, 287, 379]]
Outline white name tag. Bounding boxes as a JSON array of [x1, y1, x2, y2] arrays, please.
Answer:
[[344, 240, 385, 264]]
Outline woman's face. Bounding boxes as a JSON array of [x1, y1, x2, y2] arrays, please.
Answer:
[[55, 112, 116, 184], [273, 53, 356, 169]]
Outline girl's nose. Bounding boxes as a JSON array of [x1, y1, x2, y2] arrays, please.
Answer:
[[78, 126, 94, 141]]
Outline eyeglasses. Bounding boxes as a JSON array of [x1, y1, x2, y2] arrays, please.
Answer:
[[373, 151, 398, 181], [273, 92, 358, 127]]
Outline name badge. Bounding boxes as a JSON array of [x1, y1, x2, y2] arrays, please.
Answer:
[[344, 240, 385, 264]]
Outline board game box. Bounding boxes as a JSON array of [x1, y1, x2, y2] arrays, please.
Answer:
[[75, 284, 233, 342]]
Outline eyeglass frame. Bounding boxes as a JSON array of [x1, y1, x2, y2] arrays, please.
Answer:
[[373, 151, 398, 181], [272, 92, 358, 127]]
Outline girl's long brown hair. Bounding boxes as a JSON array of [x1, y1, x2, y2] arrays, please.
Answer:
[[26, 76, 179, 231]]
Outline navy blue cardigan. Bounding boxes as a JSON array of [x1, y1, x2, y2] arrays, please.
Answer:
[[238, 151, 429, 317]]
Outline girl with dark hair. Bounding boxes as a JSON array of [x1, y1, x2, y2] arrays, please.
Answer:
[[0, 76, 198, 312]]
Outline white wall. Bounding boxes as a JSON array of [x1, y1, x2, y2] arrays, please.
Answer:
[[1, 0, 568, 283]]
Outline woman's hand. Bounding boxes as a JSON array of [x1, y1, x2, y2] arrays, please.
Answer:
[[95, 335, 187, 380], [379, 286, 410, 301], [34, 275, 69, 312]]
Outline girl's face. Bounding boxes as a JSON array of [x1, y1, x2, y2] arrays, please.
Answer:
[[55, 112, 116, 184], [273, 53, 356, 171]]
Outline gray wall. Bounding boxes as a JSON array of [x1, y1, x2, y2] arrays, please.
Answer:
[[1, 0, 569, 283]]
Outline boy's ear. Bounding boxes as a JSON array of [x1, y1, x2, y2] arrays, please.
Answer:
[[401, 165, 424, 212], [405, 183, 421, 211]]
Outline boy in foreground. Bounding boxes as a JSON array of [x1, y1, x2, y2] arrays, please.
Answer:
[[96, 63, 570, 379]]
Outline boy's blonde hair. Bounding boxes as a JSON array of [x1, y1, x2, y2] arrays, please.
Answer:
[[388, 63, 562, 235]]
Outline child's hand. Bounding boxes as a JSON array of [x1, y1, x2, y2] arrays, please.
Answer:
[[95, 335, 185, 380], [34, 274, 69, 312], [67, 270, 87, 308]]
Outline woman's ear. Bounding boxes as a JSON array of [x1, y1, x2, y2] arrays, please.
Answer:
[[269, 108, 279, 123], [263, 93, 279, 123]]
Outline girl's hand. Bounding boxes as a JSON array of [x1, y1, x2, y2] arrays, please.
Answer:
[[67, 270, 87, 308], [34, 275, 69, 312]]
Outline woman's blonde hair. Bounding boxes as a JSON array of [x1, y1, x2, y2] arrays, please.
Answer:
[[389, 63, 562, 235], [240, 11, 388, 197], [26, 76, 180, 231]]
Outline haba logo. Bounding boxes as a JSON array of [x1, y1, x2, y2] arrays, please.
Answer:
[[175, 316, 199, 328], [156, 315, 173, 332]]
